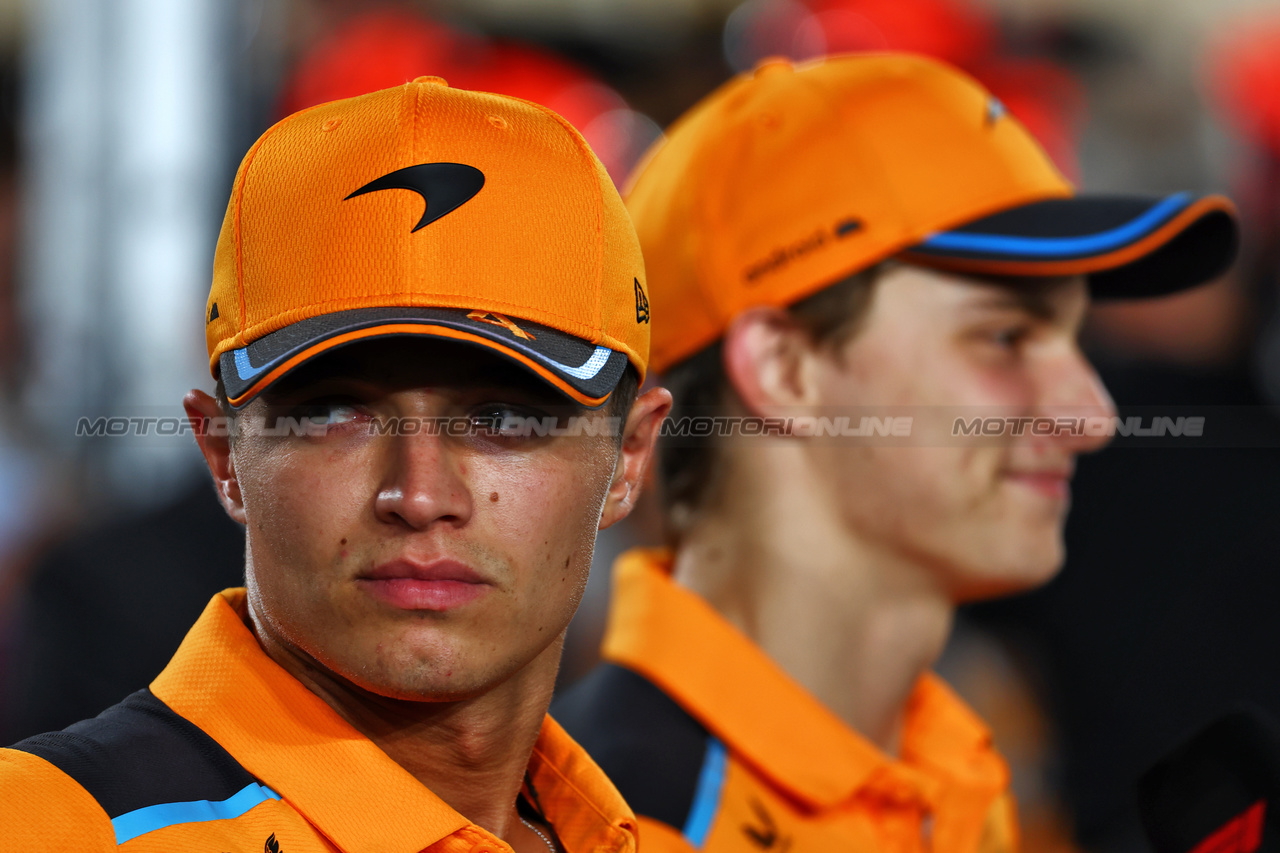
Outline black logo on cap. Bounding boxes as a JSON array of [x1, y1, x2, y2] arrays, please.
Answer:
[[345, 163, 485, 232], [834, 218, 863, 237], [634, 278, 649, 324], [207, 302, 220, 323]]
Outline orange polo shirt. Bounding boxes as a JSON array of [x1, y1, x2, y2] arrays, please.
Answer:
[[553, 549, 1017, 853], [1, 588, 638, 853]]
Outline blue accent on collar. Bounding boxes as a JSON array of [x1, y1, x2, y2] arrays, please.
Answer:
[[921, 193, 1192, 258], [683, 738, 728, 848], [111, 782, 281, 844]]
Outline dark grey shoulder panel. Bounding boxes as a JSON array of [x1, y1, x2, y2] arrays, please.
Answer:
[[11, 688, 255, 818], [552, 664, 711, 831]]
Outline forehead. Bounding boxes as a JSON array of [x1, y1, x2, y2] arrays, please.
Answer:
[[871, 264, 1089, 319], [258, 336, 558, 402]]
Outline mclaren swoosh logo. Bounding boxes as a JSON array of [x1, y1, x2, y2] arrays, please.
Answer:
[[345, 163, 485, 232]]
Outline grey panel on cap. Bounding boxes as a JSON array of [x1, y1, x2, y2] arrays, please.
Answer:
[[219, 306, 627, 405]]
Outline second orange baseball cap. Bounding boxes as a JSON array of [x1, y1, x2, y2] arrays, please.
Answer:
[[629, 53, 1239, 373], [206, 76, 649, 409]]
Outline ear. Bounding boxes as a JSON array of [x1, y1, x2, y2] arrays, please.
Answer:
[[722, 306, 821, 416], [184, 389, 247, 524], [599, 386, 672, 531]]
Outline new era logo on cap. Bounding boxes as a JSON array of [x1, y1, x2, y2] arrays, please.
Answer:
[[635, 278, 649, 324]]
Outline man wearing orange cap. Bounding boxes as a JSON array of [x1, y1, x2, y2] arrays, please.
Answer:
[[0, 77, 669, 852], [553, 53, 1238, 853]]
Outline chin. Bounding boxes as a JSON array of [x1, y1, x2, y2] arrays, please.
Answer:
[[344, 653, 500, 703], [368, 676, 493, 703], [951, 537, 1066, 603], [309, 627, 483, 699]]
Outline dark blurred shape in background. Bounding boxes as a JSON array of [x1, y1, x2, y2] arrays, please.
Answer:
[[1, 483, 243, 742], [275, 7, 662, 186]]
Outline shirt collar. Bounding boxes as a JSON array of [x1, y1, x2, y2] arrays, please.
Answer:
[[152, 589, 636, 853], [599, 549, 1008, 812]]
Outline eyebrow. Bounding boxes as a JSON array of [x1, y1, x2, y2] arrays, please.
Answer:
[[956, 287, 1063, 322]]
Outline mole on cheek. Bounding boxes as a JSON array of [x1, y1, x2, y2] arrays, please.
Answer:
[[489, 492, 499, 503]]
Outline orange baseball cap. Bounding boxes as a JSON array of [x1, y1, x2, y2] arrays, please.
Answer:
[[206, 76, 649, 409], [628, 53, 1239, 373]]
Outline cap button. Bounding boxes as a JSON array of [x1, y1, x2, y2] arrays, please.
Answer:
[[414, 75, 449, 87], [753, 57, 793, 78]]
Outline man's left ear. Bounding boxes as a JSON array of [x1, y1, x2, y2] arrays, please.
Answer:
[[599, 386, 672, 530]]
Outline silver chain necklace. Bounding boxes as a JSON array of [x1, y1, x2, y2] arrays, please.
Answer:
[[519, 816, 556, 853]]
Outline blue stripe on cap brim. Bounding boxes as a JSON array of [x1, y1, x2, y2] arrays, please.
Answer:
[[921, 193, 1192, 259], [900, 193, 1238, 298]]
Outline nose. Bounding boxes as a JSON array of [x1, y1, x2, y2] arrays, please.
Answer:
[[1038, 346, 1117, 455], [374, 427, 474, 530]]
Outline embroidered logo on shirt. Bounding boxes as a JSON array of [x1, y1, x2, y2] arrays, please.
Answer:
[[743, 799, 791, 851], [265, 832, 282, 853]]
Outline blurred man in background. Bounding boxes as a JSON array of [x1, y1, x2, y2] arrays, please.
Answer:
[[554, 52, 1238, 853], [958, 16, 1280, 853]]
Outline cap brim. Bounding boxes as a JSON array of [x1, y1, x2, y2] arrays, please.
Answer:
[[218, 307, 630, 410], [900, 193, 1239, 298]]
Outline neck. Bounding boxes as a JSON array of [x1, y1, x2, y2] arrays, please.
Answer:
[[250, 610, 559, 842], [672, 443, 954, 754]]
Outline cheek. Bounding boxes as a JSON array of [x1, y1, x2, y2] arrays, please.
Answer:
[[818, 444, 1003, 545], [963, 367, 1038, 413], [482, 443, 612, 533], [237, 442, 372, 585], [842, 335, 1036, 411], [479, 448, 612, 608]]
